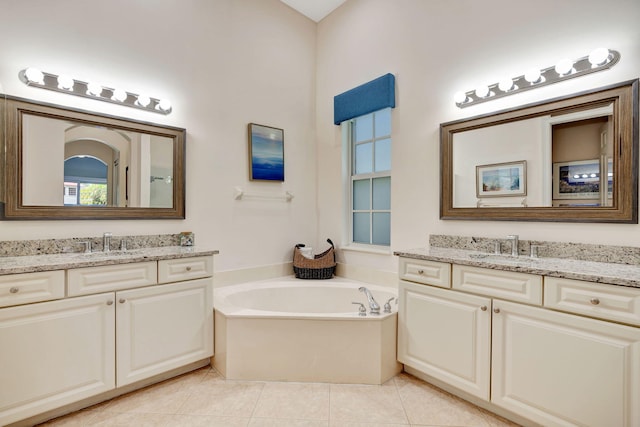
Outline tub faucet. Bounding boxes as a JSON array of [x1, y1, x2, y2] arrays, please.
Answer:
[[103, 232, 112, 252], [506, 234, 519, 257], [359, 287, 380, 314]]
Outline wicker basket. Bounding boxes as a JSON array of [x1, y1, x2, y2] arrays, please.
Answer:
[[293, 239, 336, 279]]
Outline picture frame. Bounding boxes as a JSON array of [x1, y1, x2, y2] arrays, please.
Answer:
[[552, 158, 613, 200], [476, 160, 527, 198], [248, 123, 284, 181]]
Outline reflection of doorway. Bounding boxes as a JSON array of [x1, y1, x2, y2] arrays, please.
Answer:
[[63, 156, 108, 206], [541, 104, 613, 206]]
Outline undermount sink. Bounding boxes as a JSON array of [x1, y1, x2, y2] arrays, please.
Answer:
[[73, 250, 141, 258], [467, 253, 540, 263]]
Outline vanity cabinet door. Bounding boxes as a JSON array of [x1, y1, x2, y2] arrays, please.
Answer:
[[491, 299, 640, 427], [398, 280, 491, 399], [0, 293, 115, 426], [116, 278, 213, 386]]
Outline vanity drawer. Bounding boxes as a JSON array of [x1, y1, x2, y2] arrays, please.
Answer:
[[67, 262, 157, 296], [452, 265, 542, 305], [158, 256, 213, 284], [0, 271, 65, 307], [399, 257, 451, 288], [544, 277, 640, 326]]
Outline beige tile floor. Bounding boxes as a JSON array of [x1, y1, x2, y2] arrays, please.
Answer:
[[39, 367, 521, 427]]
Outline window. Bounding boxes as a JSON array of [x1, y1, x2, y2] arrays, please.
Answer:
[[346, 108, 391, 247]]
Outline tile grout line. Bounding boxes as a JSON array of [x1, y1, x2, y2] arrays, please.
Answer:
[[393, 375, 412, 426]]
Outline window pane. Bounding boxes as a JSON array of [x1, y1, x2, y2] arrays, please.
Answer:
[[372, 212, 390, 246], [374, 138, 391, 172], [353, 179, 370, 210], [354, 142, 373, 174], [374, 108, 391, 137], [372, 177, 390, 210], [353, 213, 370, 243], [354, 114, 373, 142]]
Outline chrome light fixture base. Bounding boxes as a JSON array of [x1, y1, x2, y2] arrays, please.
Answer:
[[18, 68, 172, 115], [455, 49, 620, 108]]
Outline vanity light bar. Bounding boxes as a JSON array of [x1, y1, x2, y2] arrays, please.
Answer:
[[18, 68, 172, 115], [454, 48, 620, 108]]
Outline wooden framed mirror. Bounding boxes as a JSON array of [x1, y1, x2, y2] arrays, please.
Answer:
[[440, 79, 638, 223], [0, 95, 186, 219]]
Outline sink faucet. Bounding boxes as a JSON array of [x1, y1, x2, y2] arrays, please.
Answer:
[[359, 287, 380, 314], [103, 232, 112, 252], [506, 234, 519, 257]]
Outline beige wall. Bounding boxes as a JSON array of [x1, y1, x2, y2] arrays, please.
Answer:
[[0, 0, 318, 273], [316, 0, 640, 274]]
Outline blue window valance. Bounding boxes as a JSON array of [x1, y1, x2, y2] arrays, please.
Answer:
[[333, 73, 395, 125]]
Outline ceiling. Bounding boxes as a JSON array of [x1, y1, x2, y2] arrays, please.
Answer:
[[279, 0, 347, 22]]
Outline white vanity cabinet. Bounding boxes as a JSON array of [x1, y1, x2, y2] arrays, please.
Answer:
[[116, 277, 213, 386], [491, 299, 640, 427], [397, 256, 640, 427], [0, 254, 214, 426], [398, 279, 491, 399], [0, 293, 116, 426]]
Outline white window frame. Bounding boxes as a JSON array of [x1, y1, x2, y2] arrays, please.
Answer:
[[341, 108, 391, 251]]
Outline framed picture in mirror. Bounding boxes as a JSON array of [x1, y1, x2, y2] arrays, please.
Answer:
[[476, 161, 527, 198], [248, 123, 284, 181]]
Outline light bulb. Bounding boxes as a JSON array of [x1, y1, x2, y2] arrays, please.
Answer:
[[157, 99, 172, 112], [498, 78, 514, 92], [475, 85, 490, 99], [555, 58, 574, 76], [590, 173, 597, 178], [136, 94, 151, 107], [454, 91, 467, 104], [524, 68, 542, 84], [588, 48, 610, 66], [57, 74, 74, 90], [24, 67, 44, 84], [112, 88, 127, 102], [86, 82, 103, 96]]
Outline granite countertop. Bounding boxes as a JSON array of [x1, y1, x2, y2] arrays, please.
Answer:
[[394, 246, 640, 289], [0, 246, 219, 276]]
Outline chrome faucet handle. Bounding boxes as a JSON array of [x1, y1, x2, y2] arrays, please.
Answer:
[[383, 297, 396, 313], [103, 232, 112, 252], [120, 239, 128, 251], [351, 302, 367, 316], [79, 241, 91, 253], [530, 244, 542, 258]]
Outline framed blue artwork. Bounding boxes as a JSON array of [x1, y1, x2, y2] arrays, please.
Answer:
[[248, 123, 284, 181]]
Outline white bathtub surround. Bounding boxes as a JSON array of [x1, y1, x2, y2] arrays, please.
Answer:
[[213, 277, 402, 384]]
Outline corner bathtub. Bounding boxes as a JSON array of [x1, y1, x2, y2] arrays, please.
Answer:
[[213, 277, 402, 384]]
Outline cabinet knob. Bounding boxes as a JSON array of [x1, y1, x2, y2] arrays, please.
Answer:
[[106, 300, 114, 306], [590, 298, 600, 305], [493, 308, 501, 314], [417, 269, 424, 275], [480, 305, 487, 311], [186, 266, 192, 272], [119, 298, 126, 304], [9, 287, 19, 294]]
